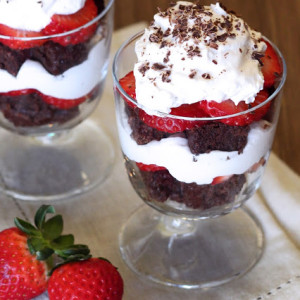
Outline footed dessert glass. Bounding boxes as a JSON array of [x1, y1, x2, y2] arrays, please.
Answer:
[[0, 0, 114, 200], [113, 32, 286, 288]]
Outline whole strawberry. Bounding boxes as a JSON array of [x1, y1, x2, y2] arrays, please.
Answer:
[[0, 205, 90, 300], [0, 227, 47, 300], [48, 257, 124, 300]]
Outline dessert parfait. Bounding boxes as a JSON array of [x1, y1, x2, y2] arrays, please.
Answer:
[[0, 0, 113, 134], [115, 1, 285, 216], [0, 0, 115, 200]]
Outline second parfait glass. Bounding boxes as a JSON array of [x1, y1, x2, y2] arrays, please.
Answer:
[[113, 32, 286, 288], [0, 0, 114, 201]]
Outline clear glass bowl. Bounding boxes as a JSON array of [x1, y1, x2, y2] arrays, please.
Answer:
[[0, 0, 115, 200], [113, 31, 286, 288]]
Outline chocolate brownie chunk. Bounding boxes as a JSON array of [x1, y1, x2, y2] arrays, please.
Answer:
[[95, 0, 105, 14], [126, 104, 170, 145], [0, 92, 79, 127], [125, 103, 250, 153], [0, 43, 26, 76], [0, 40, 90, 76], [186, 122, 250, 154], [140, 169, 246, 209], [27, 41, 89, 76]]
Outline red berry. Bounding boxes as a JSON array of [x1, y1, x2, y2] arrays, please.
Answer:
[[119, 71, 137, 108], [199, 89, 270, 126], [41, 93, 87, 109], [261, 41, 283, 88], [0, 228, 48, 300], [211, 175, 233, 185], [136, 162, 166, 172], [139, 102, 209, 133], [0, 25, 44, 49], [2, 89, 88, 110], [48, 258, 124, 300], [43, 0, 98, 46]]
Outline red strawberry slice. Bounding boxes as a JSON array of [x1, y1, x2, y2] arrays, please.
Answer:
[[42, 0, 98, 46], [199, 89, 270, 126], [0, 25, 44, 49], [41, 94, 87, 109], [119, 71, 137, 108], [261, 41, 283, 88], [2, 89, 87, 110], [139, 102, 208, 133], [211, 175, 233, 185], [136, 162, 167, 172]]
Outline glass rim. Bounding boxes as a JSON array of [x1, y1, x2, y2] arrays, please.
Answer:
[[0, 0, 114, 41], [112, 31, 287, 122]]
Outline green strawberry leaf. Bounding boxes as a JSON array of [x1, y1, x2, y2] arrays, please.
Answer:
[[36, 247, 55, 261], [56, 244, 90, 259], [34, 205, 55, 229], [28, 237, 47, 252], [52, 234, 75, 250], [42, 215, 63, 240], [14, 217, 40, 236]]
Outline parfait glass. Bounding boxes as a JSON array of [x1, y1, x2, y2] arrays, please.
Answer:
[[0, 0, 114, 201], [113, 32, 286, 288]]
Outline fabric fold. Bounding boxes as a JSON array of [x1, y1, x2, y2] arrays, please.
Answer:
[[261, 152, 300, 248]]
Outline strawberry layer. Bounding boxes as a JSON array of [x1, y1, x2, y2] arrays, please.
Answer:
[[117, 108, 275, 185], [0, 39, 106, 99]]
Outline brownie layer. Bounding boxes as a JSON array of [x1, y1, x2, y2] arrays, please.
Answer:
[[0, 0, 105, 76], [0, 92, 80, 127], [125, 103, 250, 154], [0, 40, 89, 76], [139, 168, 246, 209]]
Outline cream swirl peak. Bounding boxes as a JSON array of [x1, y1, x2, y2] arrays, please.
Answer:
[[0, 0, 85, 31], [134, 1, 266, 113]]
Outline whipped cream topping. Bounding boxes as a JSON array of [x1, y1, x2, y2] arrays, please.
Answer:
[[0, 0, 85, 31], [134, 1, 266, 113]]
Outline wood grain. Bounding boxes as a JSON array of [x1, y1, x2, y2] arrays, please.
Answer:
[[114, 0, 300, 175]]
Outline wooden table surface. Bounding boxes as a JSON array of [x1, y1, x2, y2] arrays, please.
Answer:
[[114, 0, 300, 175]]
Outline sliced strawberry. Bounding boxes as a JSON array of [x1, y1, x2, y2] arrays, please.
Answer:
[[0, 25, 44, 49], [41, 94, 87, 109], [42, 0, 98, 46], [119, 71, 137, 108], [1, 89, 87, 110], [139, 102, 208, 133], [261, 41, 283, 88], [136, 162, 167, 172], [199, 90, 270, 126], [211, 175, 233, 185]]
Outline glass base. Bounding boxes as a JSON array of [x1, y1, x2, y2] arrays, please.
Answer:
[[119, 204, 264, 289], [0, 119, 115, 201]]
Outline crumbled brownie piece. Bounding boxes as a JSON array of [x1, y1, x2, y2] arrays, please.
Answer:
[[0, 92, 79, 127], [186, 122, 250, 154], [27, 41, 89, 75], [95, 0, 105, 14], [140, 168, 246, 209], [126, 104, 169, 145], [0, 43, 26, 76], [125, 103, 250, 153]]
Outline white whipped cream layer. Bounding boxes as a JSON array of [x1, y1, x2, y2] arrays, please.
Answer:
[[0, 0, 85, 31], [0, 40, 107, 99], [118, 110, 275, 185], [134, 1, 266, 114]]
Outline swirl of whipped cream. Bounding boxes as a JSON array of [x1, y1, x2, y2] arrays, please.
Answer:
[[0, 0, 85, 31], [134, 1, 266, 113]]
